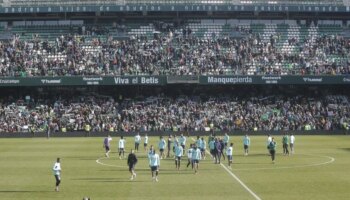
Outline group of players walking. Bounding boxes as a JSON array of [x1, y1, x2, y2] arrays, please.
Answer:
[[99, 132, 295, 181], [52, 132, 296, 191]]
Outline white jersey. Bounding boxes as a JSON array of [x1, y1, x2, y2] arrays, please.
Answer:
[[119, 139, 125, 148], [226, 146, 233, 156], [267, 136, 272, 145], [53, 162, 61, 175], [187, 148, 193, 158], [135, 135, 141, 143], [144, 136, 149, 144], [290, 135, 295, 144]]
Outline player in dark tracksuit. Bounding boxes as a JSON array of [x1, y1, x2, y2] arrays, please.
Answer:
[[214, 138, 222, 164], [220, 139, 225, 161], [127, 150, 138, 180]]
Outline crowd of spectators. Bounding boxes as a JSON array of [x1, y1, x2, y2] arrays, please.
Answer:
[[0, 94, 349, 133], [0, 25, 350, 77]]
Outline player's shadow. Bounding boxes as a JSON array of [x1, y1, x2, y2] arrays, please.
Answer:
[[338, 148, 350, 152]]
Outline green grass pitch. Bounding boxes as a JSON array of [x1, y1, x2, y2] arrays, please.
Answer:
[[0, 135, 350, 200]]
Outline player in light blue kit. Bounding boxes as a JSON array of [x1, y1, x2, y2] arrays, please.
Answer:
[[179, 133, 187, 154], [191, 145, 202, 174], [223, 133, 230, 149], [174, 141, 183, 170], [158, 136, 167, 159], [243, 134, 250, 156], [149, 150, 160, 182]]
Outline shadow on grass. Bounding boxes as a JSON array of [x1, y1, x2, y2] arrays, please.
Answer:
[[338, 148, 350, 152]]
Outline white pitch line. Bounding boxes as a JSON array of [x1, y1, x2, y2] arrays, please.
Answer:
[[96, 157, 125, 168], [232, 154, 335, 171], [220, 163, 262, 200], [190, 138, 262, 200]]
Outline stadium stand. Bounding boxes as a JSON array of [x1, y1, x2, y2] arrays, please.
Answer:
[[0, 92, 349, 133], [0, 19, 348, 76]]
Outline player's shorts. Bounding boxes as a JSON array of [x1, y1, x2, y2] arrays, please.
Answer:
[[224, 142, 228, 147], [150, 166, 158, 172], [105, 146, 110, 151], [227, 155, 233, 161], [200, 148, 205, 152], [119, 148, 124, 152], [244, 145, 248, 150], [160, 148, 164, 152], [192, 159, 199, 164], [129, 164, 135, 171], [175, 156, 181, 161], [290, 143, 294, 148], [144, 143, 148, 147], [181, 145, 185, 149]]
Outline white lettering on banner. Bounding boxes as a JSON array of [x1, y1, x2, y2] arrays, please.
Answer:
[[0, 80, 20, 84], [261, 76, 281, 84], [132, 78, 138, 84], [141, 77, 159, 84], [41, 79, 61, 84], [343, 78, 350, 82], [261, 76, 281, 80], [114, 77, 129, 84], [83, 77, 103, 85], [303, 78, 323, 82], [83, 77, 103, 81], [207, 76, 252, 84]]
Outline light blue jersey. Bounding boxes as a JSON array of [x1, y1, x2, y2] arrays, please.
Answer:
[[179, 136, 186, 146], [149, 153, 160, 167], [224, 134, 230, 143], [200, 140, 206, 149], [243, 136, 250, 146], [158, 139, 166, 150], [191, 148, 201, 160], [175, 145, 183, 157], [209, 140, 215, 150], [196, 139, 203, 148]]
